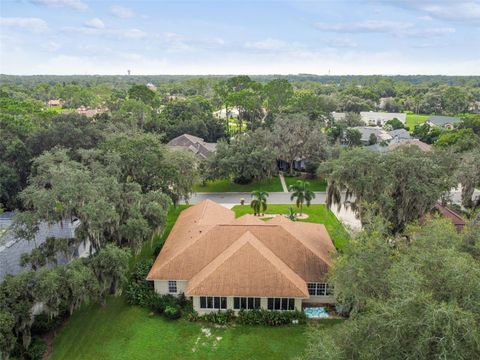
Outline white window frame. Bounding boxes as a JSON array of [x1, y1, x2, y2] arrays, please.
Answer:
[[307, 282, 333, 296], [199, 296, 227, 309], [168, 280, 177, 294], [233, 297, 261, 310], [267, 298, 295, 311]]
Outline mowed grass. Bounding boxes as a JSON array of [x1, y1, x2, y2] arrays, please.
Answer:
[[51, 296, 340, 360], [284, 177, 327, 192], [232, 204, 350, 251], [51, 204, 343, 359], [193, 177, 283, 192], [405, 113, 429, 130]]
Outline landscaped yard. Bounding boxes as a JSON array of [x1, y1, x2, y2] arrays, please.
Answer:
[[405, 113, 429, 130], [50, 205, 343, 360], [284, 176, 327, 192], [193, 177, 284, 192], [50, 297, 342, 360], [193, 177, 328, 193], [232, 204, 350, 251]]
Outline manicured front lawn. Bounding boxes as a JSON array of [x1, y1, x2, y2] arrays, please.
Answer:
[[405, 113, 429, 130], [51, 297, 339, 360], [193, 177, 283, 192], [284, 176, 327, 192], [232, 204, 350, 251]]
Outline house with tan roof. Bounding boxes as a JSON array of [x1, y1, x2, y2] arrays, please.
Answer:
[[147, 200, 336, 314], [167, 133, 217, 159]]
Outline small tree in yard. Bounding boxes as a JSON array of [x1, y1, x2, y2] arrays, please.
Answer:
[[250, 191, 269, 216], [289, 180, 315, 216]]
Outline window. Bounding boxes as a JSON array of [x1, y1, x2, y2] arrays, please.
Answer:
[[199, 296, 227, 309], [307, 283, 333, 296], [233, 297, 260, 310], [168, 280, 177, 294], [267, 298, 295, 310]]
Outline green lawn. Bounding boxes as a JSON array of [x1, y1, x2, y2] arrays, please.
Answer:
[[232, 204, 350, 251], [50, 204, 343, 359], [405, 113, 429, 130], [284, 177, 327, 192], [51, 297, 341, 360], [193, 177, 284, 192]]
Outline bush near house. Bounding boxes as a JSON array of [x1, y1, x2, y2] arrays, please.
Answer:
[[237, 309, 307, 326]]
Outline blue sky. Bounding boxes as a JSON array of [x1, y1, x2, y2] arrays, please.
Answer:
[[0, 0, 479, 75]]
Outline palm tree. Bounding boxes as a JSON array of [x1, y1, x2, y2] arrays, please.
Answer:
[[250, 191, 269, 216], [289, 180, 315, 216], [286, 207, 297, 221]]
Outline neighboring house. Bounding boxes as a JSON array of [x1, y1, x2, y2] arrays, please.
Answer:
[[388, 128, 411, 141], [420, 202, 466, 232], [425, 115, 461, 130], [213, 107, 240, 119], [0, 212, 90, 281], [147, 200, 336, 314], [146, 83, 157, 91], [76, 105, 108, 118], [277, 159, 306, 173], [331, 112, 406, 126], [351, 126, 392, 145], [167, 133, 217, 159], [360, 112, 406, 126], [47, 99, 63, 107], [388, 139, 431, 152]]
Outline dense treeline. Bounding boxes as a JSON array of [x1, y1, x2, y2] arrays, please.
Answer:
[[1, 75, 480, 359]]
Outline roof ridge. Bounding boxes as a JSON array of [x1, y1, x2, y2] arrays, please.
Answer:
[[186, 231, 308, 297], [277, 223, 334, 266]]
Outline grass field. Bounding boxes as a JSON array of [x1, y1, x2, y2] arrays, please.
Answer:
[[193, 177, 284, 192], [194, 177, 328, 193], [50, 296, 341, 360], [50, 205, 343, 360], [405, 113, 429, 130], [232, 204, 350, 251], [284, 177, 327, 192]]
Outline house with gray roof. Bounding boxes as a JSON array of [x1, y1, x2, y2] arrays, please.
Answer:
[[351, 127, 392, 145], [167, 134, 217, 159], [0, 212, 90, 281], [331, 112, 406, 126], [426, 115, 461, 129], [360, 112, 406, 126]]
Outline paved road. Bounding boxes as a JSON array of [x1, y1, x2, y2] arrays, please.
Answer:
[[184, 192, 328, 205]]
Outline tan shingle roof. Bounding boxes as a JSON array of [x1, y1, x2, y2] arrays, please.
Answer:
[[147, 201, 336, 297], [186, 231, 309, 297]]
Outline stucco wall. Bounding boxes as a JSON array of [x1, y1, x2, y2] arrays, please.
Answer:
[[192, 296, 304, 315], [304, 295, 335, 304], [153, 280, 188, 296]]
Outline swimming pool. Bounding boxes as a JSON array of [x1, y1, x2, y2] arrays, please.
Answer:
[[304, 307, 330, 318]]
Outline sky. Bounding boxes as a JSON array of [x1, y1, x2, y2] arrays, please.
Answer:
[[0, 0, 479, 75]]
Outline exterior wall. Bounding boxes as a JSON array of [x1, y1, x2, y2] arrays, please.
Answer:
[[303, 295, 335, 305], [192, 296, 304, 315], [153, 280, 188, 296]]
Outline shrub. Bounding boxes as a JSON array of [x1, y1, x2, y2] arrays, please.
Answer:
[[164, 305, 181, 320], [237, 309, 306, 326], [25, 337, 47, 360], [31, 313, 60, 335], [124, 260, 154, 307], [152, 242, 164, 257], [196, 310, 235, 325]]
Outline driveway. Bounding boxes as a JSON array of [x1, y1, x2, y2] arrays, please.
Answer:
[[182, 192, 362, 231], [184, 192, 328, 205]]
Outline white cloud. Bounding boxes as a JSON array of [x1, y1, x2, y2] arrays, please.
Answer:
[[315, 20, 412, 34], [245, 38, 288, 50], [326, 38, 358, 48], [0, 17, 48, 33], [64, 26, 147, 40], [29, 0, 88, 11], [417, 15, 433, 21], [393, 1, 480, 22], [84, 18, 105, 30], [315, 20, 455, 38], [110, 5, 135, 18]]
